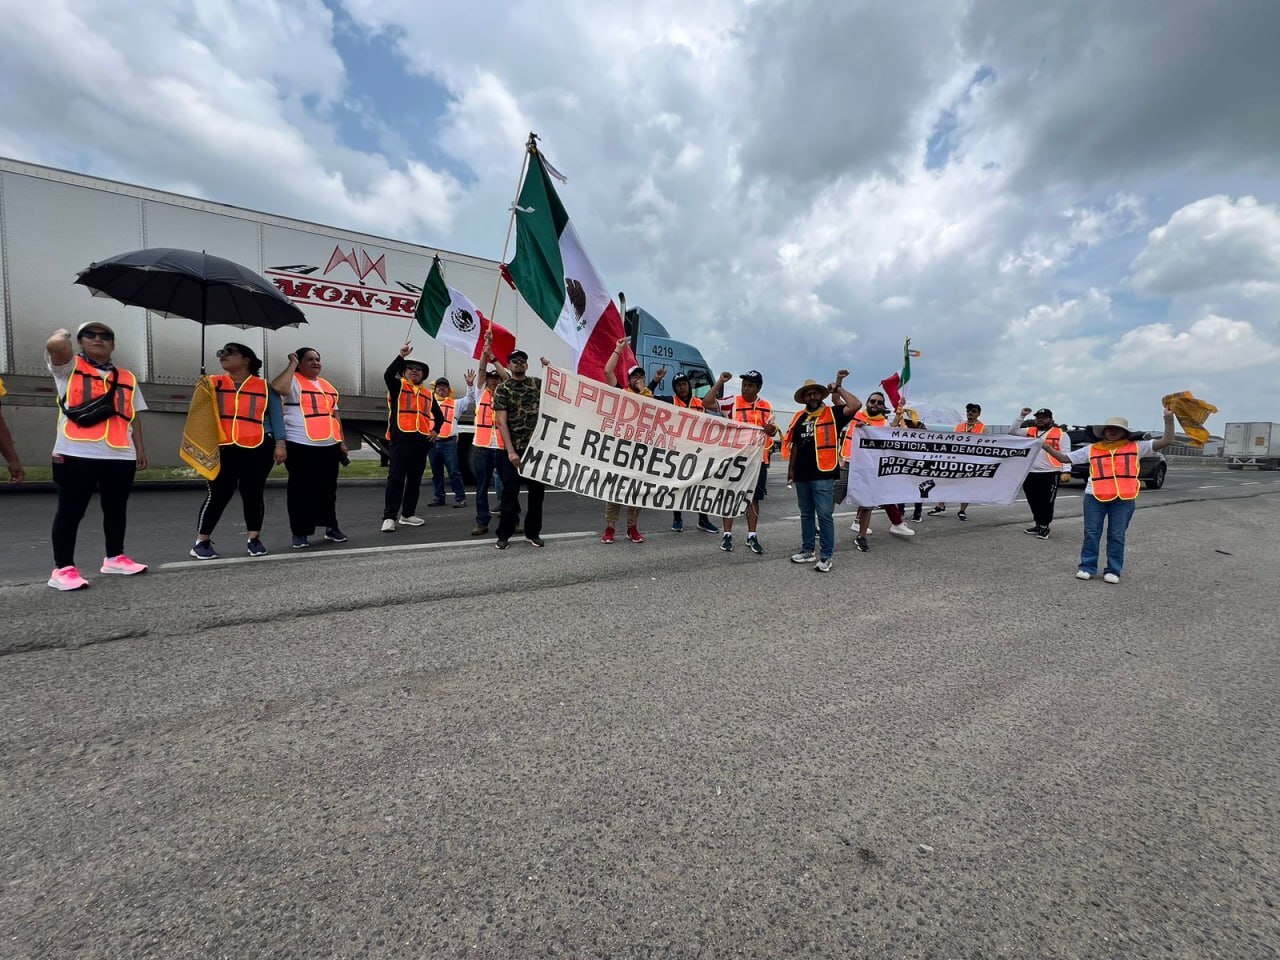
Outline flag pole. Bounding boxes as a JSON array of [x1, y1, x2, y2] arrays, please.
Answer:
[[488, 133, 536, 327]]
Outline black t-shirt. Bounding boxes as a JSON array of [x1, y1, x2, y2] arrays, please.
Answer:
[[789, 405, 852, 482]]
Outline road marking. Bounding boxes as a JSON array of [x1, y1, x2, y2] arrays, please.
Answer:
[[1243, 481, 1260, 485], [1198, 485, 1223, 489], [160, 531, 596, 570]]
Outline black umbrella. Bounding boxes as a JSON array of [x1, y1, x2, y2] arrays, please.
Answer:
[[75, 247, 307, 373]]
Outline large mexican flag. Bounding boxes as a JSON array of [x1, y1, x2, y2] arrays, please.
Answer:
[[415, 257, 515, 364], [504, 148, 637, 383]]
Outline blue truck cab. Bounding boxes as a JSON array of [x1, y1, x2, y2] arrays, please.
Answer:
[[623, 306, 716, 401]]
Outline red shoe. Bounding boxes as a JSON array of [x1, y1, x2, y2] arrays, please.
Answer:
[[601, 527, 615, 544], [627, 526, 645, 543]]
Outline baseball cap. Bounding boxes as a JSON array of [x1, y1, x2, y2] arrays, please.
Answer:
[[509, 349, 529, 361], [1034, 407, 1053, 418], [671, 372, 689, 384], [434, 376, 450, 386], [484, 367, 500, 379], [76, 321, 115, 339], [740, 370, 763, 385], [965, 402, 982, 411], [627, 365, 645, 379]]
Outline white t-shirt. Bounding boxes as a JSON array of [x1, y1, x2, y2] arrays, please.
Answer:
[[1062, 440, 1155, 496], [282, 375, 341, 447], [48, 355, 148, 461]]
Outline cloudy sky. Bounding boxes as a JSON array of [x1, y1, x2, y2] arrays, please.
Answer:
[[3, 0, 1279, 428]]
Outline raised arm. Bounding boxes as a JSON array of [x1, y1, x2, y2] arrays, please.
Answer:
[[46, 328, 74, 366], [270, 352, 299, 395], [1151, 406, 1176, 451], [604, 337, 627, 387]]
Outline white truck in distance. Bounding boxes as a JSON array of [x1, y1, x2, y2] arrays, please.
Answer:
[[1223, 422, 1280, 471]]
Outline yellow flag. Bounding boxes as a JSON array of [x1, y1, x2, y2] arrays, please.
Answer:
[[180, 375, 225, 479], [1161, 390, 1218, 448]]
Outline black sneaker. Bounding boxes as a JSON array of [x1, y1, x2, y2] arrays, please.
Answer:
[[246, 537, 267, 557], [957, 511, 967, 521], [928, 505, 945, 515], [1025, 525, 1042, 535], [720, 533, 733, 552], [471, 526, 489, 537], [747, 537, 764, 555], [189, 540, 218, 560], [426, 500, 446, 508], [524, 535, 545, 548], [697, 517, 720, 534], [854, 536, 869, 553], [1036, 527, 1051, 540], [324, 528, 348, 543], [291, 535, 310, 549], [495, 538, 509, 550]]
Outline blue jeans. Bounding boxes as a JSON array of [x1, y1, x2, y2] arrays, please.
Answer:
[[794, 478, 835, 560], [429, 438, 466, 504], [1080, 494, 1137, 575], [471, 446, 506, 527]]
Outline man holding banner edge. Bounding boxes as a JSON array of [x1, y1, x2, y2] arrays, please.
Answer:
[[782, 372, 861, 572]]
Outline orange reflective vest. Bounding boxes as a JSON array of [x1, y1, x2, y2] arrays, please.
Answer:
[[211, 373, 268, 448], [956, 420, 985, 434], [435, 395, 456, 439], [673, 394, 703, 410], [474, 388, 505, 450], [732, 396, 774, 464], [294, 373, 342, 443], [839, 411, 886, 460], [781, 407, 839, 472], [387, 379, 434, 439], [1027, 425, 1066, 465], [1089, 441, 1141, 501], [61, 356, 137, 449]]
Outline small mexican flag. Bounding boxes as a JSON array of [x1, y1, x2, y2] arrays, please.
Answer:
[[415, 257, 515, 364], [880, 338, 918, 409], [505, 144, 637, 383]]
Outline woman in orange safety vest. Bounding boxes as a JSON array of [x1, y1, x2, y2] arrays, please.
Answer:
[[190, 343, 287, 560], [1041, 406, 1176, 583], [44, 321, 150, 591], [271, 346, 349, 549]]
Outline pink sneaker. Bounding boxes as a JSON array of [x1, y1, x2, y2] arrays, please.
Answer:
[[100, 555, 148, 576], [48, 566, 90, 591]]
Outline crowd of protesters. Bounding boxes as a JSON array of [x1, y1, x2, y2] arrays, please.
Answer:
[[19, 323, 1174, 590]]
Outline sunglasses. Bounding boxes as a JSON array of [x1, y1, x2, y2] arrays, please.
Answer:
[[80, 330, 114, 341], [216, 348, 241, 358], [509, 356, 529, 363]]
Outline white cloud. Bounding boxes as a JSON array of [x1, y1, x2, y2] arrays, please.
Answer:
[[4, 0, 1280, 423], [1131, 195, 1280, 296]]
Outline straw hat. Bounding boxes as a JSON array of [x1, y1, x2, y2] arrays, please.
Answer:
[[793, 379, 830, 404]]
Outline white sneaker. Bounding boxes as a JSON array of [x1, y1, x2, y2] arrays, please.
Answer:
[[1103, 572, 1120, 584], [381, 518, 396, 533], [398, 515, 425, 526], [814, 558, 833, 573], [888, 523, 915, 538], [790, 551, 817, 563], [1076, 570, 1093, 580]]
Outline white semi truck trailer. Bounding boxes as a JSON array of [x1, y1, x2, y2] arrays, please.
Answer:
[[0, 157, 574, 467]]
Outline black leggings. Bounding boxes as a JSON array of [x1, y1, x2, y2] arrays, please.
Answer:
[[284, 441, 341, 535], [197, 442, 275, 536], [51, 456, 137, 568]]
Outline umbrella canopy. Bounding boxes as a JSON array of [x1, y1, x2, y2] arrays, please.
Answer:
[[75, 248, 306, 331]]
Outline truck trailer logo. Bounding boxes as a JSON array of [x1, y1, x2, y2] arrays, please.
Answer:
[[266, 244, 422, 317]]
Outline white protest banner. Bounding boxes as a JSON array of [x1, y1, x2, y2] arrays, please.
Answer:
[[845, 426, 1040, 506], [521, 366, 767, 516]]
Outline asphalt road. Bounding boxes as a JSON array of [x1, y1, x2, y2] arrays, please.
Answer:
[[2, 465, 1278, 958]]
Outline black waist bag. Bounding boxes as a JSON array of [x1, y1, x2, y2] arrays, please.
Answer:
[[59, 368, 120, 426]]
